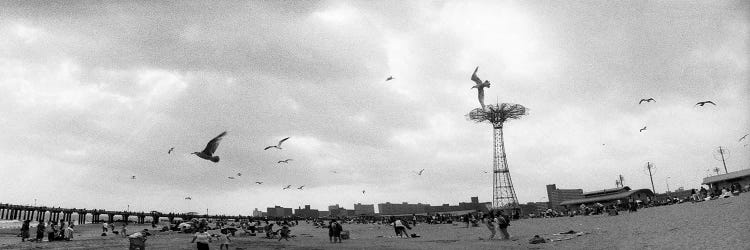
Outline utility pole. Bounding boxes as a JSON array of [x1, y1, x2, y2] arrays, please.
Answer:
[[666, 177, 671, 193], [718, 146, 728, 174], [646, 162, 656, 193]]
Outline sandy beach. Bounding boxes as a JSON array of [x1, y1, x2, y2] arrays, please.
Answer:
[[1, 193, 747, 250]]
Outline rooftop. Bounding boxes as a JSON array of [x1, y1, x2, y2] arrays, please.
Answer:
[[702, 169, 750, 185]]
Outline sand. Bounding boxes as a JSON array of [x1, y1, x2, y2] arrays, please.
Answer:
[[1, 193, 748, 249]]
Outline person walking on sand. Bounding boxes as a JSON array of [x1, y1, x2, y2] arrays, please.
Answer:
[[218, 230, 232, 250], [20, 220, 31, 242], [35, 221, 45, 242], [191, 227, 212, 250], [329, 220, 342, 243], [102, 222, 109, 233], [484, 214, 496, 240], [497, 212, 510, 240], [45, 222, 55, 242]]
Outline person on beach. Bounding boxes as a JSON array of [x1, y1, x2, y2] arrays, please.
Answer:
[[485, 214, 496, 240], [102, 222, 109, 232], [20, 220, 30, 242], [121, 223, 128, 237], [128, 229, 149, 250], [45, 222, 55, 242], [64, 224, 74, 241], [191, 227, 212, 250], [329, 220, 342, 243], [392, 217, 410, 238], [109, 222, 116, 233], [217, 230, 231, 250], [277, 225, 291, 241], [497, 212, 510, 240], [35, 221, 45, 242]]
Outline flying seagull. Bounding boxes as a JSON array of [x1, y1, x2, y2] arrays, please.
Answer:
[[385, 76, 394, 81], [192, 131, 227, 162], [417, 169, 425, 175], [278, 159, 293, 164], [168, 147, 174, 154], [228, 177, 235, 179], [297, 185, 305, 190], [638, 98, 655, 104], [255, 182, 263, 184], [362, 190, 366, 194], [283, 185, 292, 190], [131, 176, 136, 180], [185, 197, 192, 200], [695, 101, 716, 106], [738, 134, 748, 142], [264, 137, 290, 150], [639, 126, 647, 132], [470, 66, 491, 109], [237, 173, 242, 176]]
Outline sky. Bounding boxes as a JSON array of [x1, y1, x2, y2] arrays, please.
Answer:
[[0, 0, 748, 215]]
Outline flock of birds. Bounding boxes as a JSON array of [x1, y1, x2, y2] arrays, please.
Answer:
[[636, 98, 720, 134]]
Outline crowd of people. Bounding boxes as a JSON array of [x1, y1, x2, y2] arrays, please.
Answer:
[[18, 219, 76, 242]]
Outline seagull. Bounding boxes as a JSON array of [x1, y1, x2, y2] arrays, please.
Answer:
[[385, 76, 394, 81], [362, 190, 366, 194], [237, 173, 242, 176], [297, 185, 305, 190], [264, 137, 290, 150], [639, 126, 647, 132], [470, 66, 491, 109], [638, 98, 655, 104], [695, 101, 716, 106], [255, 182, 263, 184], [739, 134, 748, 142], [417, 169, 425, 175], [168, 147, 174, 154], [131, 176, 136, 179], [192, 131, 227, 162], [278, 159, 293, 164], [482, 171, 489, 174], [228, 177, 235, 179], [185, 197, 192, 200], [283, 185, 292, 190]]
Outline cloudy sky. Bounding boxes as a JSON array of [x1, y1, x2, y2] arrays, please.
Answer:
[[1, 1, 747, 215]]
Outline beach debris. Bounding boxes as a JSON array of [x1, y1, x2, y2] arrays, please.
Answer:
[[192, 131, 227, 163], [264, 137, 290, 150], [470, 66, 491, 109], [528, 235, 547, 244], [278, 159, 293, 163], [638, 98, 655, 104], [639, 126, 647, 132], [168, 147, 174, 154], [695, 101, 716, 106]]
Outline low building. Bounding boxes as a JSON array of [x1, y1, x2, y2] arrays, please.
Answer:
[[294, 205, 319, 218], [559, 186, 654, 209], [378, 202, 430, 215], [266, 206, 293, 218], [252, 208, 263, 217], [702, 168, 750, 192], [547, 184, 583, 210], [354, 203, 375, 215]]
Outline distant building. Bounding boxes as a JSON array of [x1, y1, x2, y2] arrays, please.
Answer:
[[519, 202, 549, 217], [327, 204, 349, 218], [546, 184, 583, 210], [702, 168, 750, 192], [266, 206, 293, 218], [378, 202, 430, 215], [354, 203, 375, 215], [294, 205, 319, 218], [252, 208, 263, 217], [559, 186, 654, 209], [319, 211, 330, 217]]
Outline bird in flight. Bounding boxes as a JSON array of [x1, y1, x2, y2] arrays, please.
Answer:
[[297, 185, 305, 190], [739, 134, 748, 142], [331, 170, 338, 174], [638, 98, 655, 104], [417, 169, 425, 175], [470, 66, 491, 109], [278, 159, 293, 164], [237, 173, 242, 176], [255, 182, 263, 184], [362, 190, 366, 194], [482, 171, 489, 174], [192, 131, 227, 162], [283, 185, 292, 190], [695, 101, 716, 106], [264, 137, 290, 150], [131, 176, 136, 180], [639, 126, 647, 132], [228, 177, 235, 179], [385, 76, 394, 81], [168, 147, 174, 154], [185, 197, 192, 200]]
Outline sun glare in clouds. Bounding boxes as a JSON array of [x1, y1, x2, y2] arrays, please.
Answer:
[[313, 4, 359, 24]]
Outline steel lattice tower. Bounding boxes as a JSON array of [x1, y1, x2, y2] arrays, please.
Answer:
[[467, 103, 527, 210]]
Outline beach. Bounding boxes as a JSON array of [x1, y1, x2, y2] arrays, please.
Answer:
[[1, 193, 747, 249]]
